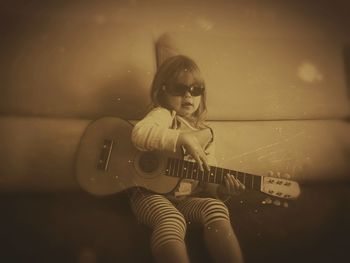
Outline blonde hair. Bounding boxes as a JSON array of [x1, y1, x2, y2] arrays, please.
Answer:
[[150, 55, 207, 128]]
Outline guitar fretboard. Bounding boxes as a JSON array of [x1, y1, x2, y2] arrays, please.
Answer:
[[165, 157, 261, 191]]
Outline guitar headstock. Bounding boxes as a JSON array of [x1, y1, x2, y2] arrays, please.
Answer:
[[260, 175, 301, 200]]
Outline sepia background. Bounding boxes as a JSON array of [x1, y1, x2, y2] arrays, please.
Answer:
[[1, 0, 349, 262]]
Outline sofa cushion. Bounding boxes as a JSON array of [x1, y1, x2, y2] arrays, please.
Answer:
[[1, 117, 349, 193]]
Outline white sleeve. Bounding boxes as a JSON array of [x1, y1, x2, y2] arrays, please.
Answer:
[[131, 107, 180, 152]]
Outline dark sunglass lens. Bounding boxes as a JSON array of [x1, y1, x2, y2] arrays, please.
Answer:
[[190, 86, 204, 96], [166, 84, 204, 96], [172, 84, 187, 95]]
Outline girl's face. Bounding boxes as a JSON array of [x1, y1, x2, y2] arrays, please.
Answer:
[[164, 72, 202, 118]]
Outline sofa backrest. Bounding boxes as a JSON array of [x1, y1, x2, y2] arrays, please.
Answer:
[[1, 1, 349, 192]]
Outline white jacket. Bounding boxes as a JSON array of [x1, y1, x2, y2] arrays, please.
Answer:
[[132, 107, 217, 197]]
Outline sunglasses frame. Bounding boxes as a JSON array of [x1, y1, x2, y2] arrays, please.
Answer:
[[162, 83, 205, 97]]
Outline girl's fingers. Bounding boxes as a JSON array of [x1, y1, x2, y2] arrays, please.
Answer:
[[222, 175, 246, 196], [199, 153, 210, 172], [193, 146, 209, 172], [230, 176, 240, 194], [224, 176, 231, 194], [232, 176, 240, 188], [233, 177, 245, 191], [229, 176, 245, 194], [239, 181, 246, 190], [193, 154, 204, 171]]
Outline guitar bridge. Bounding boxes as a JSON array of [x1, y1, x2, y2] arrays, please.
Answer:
[[97, 139, 114, 171]]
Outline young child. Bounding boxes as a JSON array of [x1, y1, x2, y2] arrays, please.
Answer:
[[130, 55, 245, 263]]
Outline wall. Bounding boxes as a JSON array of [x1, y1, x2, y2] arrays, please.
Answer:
[[1, 0, 349, 120]]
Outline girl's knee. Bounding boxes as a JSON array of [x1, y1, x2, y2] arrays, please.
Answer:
[[156, 210, 187, 232], [151, 211, 187, 252], [201, 198, 230, 226]]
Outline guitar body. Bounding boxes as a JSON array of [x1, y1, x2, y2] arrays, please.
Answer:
[[75, 117, 180, 196]]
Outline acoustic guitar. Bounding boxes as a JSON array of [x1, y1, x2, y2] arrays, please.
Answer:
[[75, 117, 300, 200]]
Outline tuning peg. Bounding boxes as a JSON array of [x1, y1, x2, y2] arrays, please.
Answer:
[[273, 199, 289, 208], [283, 173, 291, 179], [267, 170, 293, 179], [262, 197, 273, 205], [273, 199, 281, 206], [262, 197, 289, 208]]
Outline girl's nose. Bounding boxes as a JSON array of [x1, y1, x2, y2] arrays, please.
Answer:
[[184, 90, 192, 97]]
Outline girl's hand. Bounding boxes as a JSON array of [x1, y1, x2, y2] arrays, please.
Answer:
[[177, 131, 210, 172], [217, 174, 245, 196]]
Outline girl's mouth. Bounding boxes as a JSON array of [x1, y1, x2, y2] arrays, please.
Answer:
[[182, 102, 193, 107]]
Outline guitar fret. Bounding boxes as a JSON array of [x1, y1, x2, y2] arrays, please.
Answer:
[[175, 159, 180, 177], [172, 159, 176, 177], [219, 168, 224, 185], [179, 159, 185, 178], [166, 158, 170, 176], [199, 169, 204, 182], [200, 168, 204, 182], [217, 166, 221, 184], [192, 162, 196, 179], [169, 159, 174, 176], [172, 161, 174, 176], [237, 171, 242, 184], [185, 161, 189, 178], [188, 161, 194, 179], [244, 173, 251, 190], [189, 162, 193, 178], [165, 158, 171, 175], [222, 168, 228, 185], [182, 160, 188, 178], [182, 160, 186, 178], [209, 166, 215, 183], [172, 159, 177, 177], [253, 175, 261, 190], [206, 169, 210, 183], [216, 167, 222, 185], [213, 166, 217, 183], [212, 166, 215, 183], [220, 168, 224, 185]]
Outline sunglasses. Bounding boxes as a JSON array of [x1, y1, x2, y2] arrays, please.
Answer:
[[163, 83, 205, 97]]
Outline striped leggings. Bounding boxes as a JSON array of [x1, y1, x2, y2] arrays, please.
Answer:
[[130, 190, 230, 253]]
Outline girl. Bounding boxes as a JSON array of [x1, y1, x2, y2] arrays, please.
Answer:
[[131, 55, 245, 263]]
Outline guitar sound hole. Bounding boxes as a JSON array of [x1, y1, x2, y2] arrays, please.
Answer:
[[138, 152, 159, 173]]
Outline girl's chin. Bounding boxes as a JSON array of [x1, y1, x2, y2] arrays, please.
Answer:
[[178, 108, 195, 117]]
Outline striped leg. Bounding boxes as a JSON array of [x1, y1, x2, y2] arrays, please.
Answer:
[[130, 191, 187, 254], [176, 197, 243, 263], [175, 197, 230, 226]]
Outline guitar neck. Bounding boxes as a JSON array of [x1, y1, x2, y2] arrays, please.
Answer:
[[165, 157, 261, 191]]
